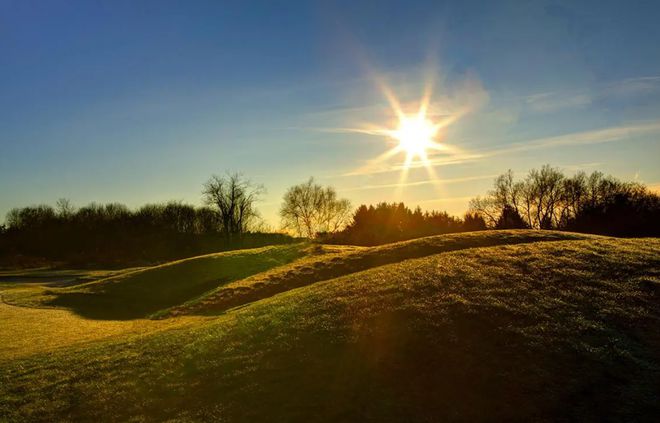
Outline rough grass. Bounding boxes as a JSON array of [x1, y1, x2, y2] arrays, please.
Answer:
[[168, 230, 596, 317], [2, 235, 659, 421], [4, 231, 589, 320]]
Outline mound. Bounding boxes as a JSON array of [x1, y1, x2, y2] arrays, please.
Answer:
[[169, 230, 594, 317], [2, 236, 658, 421], [32, 243, 308, 319], [6, 230, 588, 320]]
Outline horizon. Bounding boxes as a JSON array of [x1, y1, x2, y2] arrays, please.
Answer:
[[2, 1, 660, 228]]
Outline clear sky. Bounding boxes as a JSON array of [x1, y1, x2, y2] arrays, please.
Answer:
[[2, 0, 660, 227]]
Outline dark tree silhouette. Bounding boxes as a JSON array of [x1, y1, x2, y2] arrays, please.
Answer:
[[495, 205, 529, 229], [463, 212, 488, 232], [0, 200, 292, 268], [470, 165, 659, 236], [327, 202, 465, 246], [203, 173, 264, 239]]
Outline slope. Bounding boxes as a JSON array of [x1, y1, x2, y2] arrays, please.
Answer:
[[168, 230, 595, 316], [2, 236, 659, 422], [3, 243, 311, 319]]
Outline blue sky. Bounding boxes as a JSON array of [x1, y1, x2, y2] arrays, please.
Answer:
[[2, 0, 660, 227]]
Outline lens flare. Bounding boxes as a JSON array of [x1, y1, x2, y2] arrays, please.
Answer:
[[388, 115, 439, 162], [336, 69, 483, 193]]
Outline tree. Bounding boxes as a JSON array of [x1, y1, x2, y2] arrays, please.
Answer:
[[55, 198, 75, 219], [462, 212, 487, 232], [471, 166, 564, 229], [203, 173, 264, 238], [495, 205, 529, 229], [468, 196, 499, 227], [327, 202, 463, 245], [566, 184, 660, 237], [525, 165, 564, 229], [469, 165, 659, 235], [280, 178, 351, 238]]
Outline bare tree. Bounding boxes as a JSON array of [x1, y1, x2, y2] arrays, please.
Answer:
[[469, 170, 525, 227], [202, 173, 264, 238], [558, 172, 587, 227], [468, 196, 499, 227], [280, 178, 352, 238], [56, 198, 75, 219], [469, 165, 633, 230], [525, 165, 564, 229]]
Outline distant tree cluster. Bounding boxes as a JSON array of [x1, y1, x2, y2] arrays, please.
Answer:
[[469, 165, 660, 236], [0, 173, 290, 267], [4, 165, 656, 267], [325, 202, 485, 246]]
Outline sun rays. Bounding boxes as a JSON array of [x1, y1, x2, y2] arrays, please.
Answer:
[[387, 113, 444, 166], [317, 66, 489, 196], [348, 80, 462, 195]]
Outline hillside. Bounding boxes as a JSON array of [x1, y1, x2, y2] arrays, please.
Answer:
[[1, 231, 659, 421], [2, 230, 591, 320], [2, 243, 311, 319]]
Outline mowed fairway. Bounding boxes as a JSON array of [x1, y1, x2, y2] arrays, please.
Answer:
[[0, 300, 205, 360], [1, 231, 659, 421]]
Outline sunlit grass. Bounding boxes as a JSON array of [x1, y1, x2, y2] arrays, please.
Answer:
[[3, 243, 310, 320], [0, 300, 204, 360], [1, 236, 658, 421], [169, 230, 595, 317]]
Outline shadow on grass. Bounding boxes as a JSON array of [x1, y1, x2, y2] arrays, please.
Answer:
[[41, 243, 309, 320], [45, 278, 226, 320], [173, 230, 595, 317]]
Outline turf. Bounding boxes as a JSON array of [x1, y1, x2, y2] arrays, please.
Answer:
[[3, 243, 309, 319], [0, 300, 205, 360], [0, 268, 141, 287], [168, 230, 595, 317], [1, 234, 659, 421]]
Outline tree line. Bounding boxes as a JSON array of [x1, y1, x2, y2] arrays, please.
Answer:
[[0, 173, 289, 267], [2, 165, 658, 267], [468, 165, 660, 236], [278, 178, 486, 245], [321, 203, 485, 245], [278, 165, 659, 244]]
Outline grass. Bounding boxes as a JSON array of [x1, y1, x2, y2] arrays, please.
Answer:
[[3, 243, 309, 319], [0, 267, 141, 286], [0, 300, 205, 360], [168, 229, 595, 317], [1, 232, 658, 421]]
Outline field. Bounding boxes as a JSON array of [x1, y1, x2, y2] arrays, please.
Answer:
[[1, 230, 659, 421]]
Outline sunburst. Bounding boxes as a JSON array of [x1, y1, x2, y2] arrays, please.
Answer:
[[334, 75, 471, 193]]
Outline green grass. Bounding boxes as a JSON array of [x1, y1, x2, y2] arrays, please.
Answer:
[[168, 229, 596, 317], [1, 233, 659, 421], [0, 267, 141, 287], [2, 243, 308, 320], [5, 230, 588, 320]]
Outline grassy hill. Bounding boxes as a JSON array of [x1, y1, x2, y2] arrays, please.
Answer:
[[2, 230, 590, 320], [1, 231, 659, 421], [2, 243, 311, 319]]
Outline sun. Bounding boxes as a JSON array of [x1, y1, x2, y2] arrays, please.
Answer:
[[383, 108, 445, 168], [390, 115, 438, 160], [340, 74, 470, 192]]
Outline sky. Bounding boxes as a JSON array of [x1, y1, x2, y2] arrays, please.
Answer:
[[2, 0, 660, 228]]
